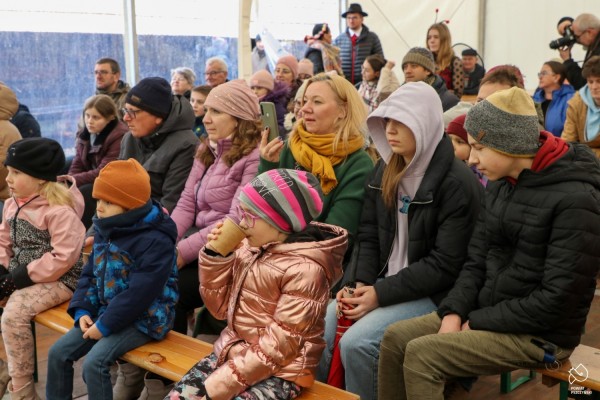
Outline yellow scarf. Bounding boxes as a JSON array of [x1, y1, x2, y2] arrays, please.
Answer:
[[289, 123, 364, 194]]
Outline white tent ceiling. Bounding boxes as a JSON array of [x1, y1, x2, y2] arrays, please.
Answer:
[[344, 0, 600, 90]]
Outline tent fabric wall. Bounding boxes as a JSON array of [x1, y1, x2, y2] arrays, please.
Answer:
[[365, 0, 600, 90]]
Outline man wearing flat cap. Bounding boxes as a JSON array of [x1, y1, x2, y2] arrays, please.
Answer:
[[334, 3, 384, 85], [461, 48, 485, 95]]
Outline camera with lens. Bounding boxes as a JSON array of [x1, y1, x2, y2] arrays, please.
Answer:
[[549, 26, 577, 49]]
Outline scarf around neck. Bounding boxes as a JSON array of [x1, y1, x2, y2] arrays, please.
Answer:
[[289, 123, 364, 194]]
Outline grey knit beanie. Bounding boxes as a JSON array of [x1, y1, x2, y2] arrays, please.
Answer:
[[402, 47, 436, 73], [464, 87, 540, 157]]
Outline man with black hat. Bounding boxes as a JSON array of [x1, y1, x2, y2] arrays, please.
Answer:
[[334, 3, 384, 85], [119, 77, 198, 214], [461, 48, 485, 95]]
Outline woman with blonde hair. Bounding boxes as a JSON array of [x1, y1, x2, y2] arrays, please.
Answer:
[[0, 138, 85, 399], [426, 22, 464, 97], [260, 72, 374, 253]]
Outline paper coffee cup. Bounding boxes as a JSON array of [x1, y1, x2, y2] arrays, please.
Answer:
[[208, 217, 246, 256]]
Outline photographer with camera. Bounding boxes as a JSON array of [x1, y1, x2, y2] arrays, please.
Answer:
[[555, 13, 600, 90]]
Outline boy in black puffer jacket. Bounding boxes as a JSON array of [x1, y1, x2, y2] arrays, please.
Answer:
[[378, 87, 600, 400]]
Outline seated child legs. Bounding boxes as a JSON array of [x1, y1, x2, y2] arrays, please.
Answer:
[[168, 353, 302, 400], [46, 325, 152, 400], [378, 312, 574, 400], [1, 282, 73, 391]]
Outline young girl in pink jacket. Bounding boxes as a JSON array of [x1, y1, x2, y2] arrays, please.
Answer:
[[168, 169, 348, 400], [0, 138, 86, 399]]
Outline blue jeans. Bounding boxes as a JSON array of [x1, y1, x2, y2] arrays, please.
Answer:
[[316, 297, 436, 400], [46, 325, 152, 400]]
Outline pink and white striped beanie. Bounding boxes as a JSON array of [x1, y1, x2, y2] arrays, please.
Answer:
[[239, 169, 323, 233]]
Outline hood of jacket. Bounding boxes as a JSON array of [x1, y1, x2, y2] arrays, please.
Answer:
[[579, 84, 600, 112], [519, 140, 600, 191], [96, 80, 131, 97], [94, 200, 177, 244], [59, 175, 85, 218], [367, 81, 444, 180], [533, 84, 575, 103], [254, 222, 347, 286], [0, 83, 18, 120], [262, 81, 290, 104], [7, 175, 84, 217], [140, 95, 195, 150]]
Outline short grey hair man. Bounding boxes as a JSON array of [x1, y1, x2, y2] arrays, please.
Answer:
[[204, 57, 229, 87]]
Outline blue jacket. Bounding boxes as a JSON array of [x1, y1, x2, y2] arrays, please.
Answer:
[[69, 201, 179, 340], [533, 84, 575, 137]]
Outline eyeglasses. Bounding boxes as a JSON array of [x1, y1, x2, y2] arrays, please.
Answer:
[[121, 108, 144, 119], [204, 71, 224, 77], [237, 205, 260, 229], [574, 29, 586, 40], [537, 71, 555, 78], [171, 77, 188, 83], [94, 70, 113, 75]]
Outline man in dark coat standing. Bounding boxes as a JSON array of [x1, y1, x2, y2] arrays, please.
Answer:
[[334, 3, 384, 85]]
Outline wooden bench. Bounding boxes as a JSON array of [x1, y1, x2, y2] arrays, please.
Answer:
[[33, 303, 359, 400], [535, 344, 600, 400]]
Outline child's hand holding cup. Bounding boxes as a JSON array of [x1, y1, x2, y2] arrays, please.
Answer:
[[207, 217, 246, 256]]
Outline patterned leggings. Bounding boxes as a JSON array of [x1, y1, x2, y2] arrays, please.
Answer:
[[1, 282, 73, 380], [167, 353, 303, 400]]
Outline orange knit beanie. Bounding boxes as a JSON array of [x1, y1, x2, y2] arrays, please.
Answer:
[[92, 158, 151, 210]]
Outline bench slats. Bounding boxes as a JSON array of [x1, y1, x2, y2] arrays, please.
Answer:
[[34, 303, 359, 400]]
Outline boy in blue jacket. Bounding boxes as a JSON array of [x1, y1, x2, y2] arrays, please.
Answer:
[[46, 158, 179, 400]]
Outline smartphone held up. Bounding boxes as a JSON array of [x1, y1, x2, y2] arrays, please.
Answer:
[[260, 102, 280, 142]]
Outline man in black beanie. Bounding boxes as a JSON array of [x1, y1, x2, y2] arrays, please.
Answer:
[[119, 77, 198, 213]]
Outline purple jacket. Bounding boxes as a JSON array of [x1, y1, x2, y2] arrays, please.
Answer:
[[171, 139, 260, 264]]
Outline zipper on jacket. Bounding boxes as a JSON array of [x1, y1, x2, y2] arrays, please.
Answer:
[[490, 186, 515, 305], [99, 239, 110, 304], [374, 196, 433, 279], [10, 196, 40, 266]]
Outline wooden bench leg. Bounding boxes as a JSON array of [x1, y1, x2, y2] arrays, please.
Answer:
[[500, 370, 536, 393]]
